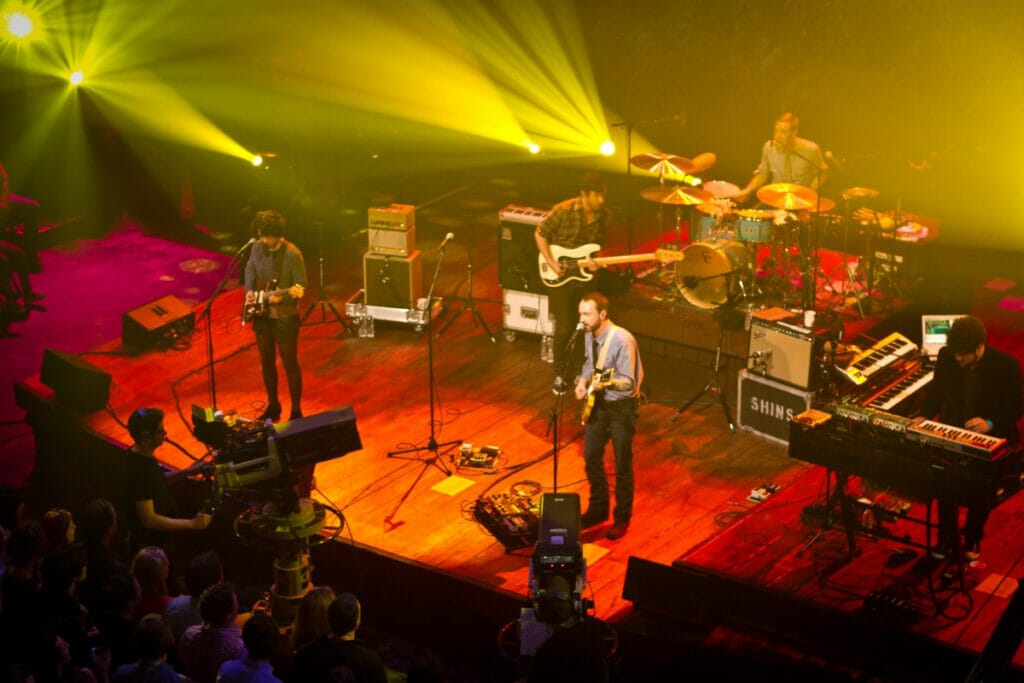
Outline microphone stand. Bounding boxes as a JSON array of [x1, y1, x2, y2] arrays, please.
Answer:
[[546, 330, 582, 492], [774, 143, 827, 311], [199, 240, 254, 410], [387, 239, 462, 519]]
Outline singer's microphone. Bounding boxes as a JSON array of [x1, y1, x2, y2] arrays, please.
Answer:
[[438, 232, 455, 250], [567, 322, 585, 348], [237, 237, 258, 253]]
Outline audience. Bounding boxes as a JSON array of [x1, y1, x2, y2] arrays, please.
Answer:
[[38, 542, 92, 668], [41, 508, 76, 551], [111, 614, 185, 683], [131, 546, 173, 617], [164, 550, 223, 644], [77, 499, 129, 618], [217, 612, 284, 683], [92, 572, 142, 671], [178, 582, 245, 683], [291, 593, 386, 683]]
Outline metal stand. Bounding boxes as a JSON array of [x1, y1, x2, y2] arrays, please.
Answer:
[[386, 239, 461, 521], [797, 468, 858, 558], [825, 199, 865, 317], [671, 324, 734, 431], [200, 240, 255, 410], [301, 221, 350, 332], [434, 229, 501, 343]]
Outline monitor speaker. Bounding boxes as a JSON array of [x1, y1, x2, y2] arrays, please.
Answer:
[[363, 250, 423, 308], [122, 295, 195, 350], [40, 349, 112, 413]]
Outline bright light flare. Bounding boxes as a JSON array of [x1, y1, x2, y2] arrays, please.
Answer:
[[251, 155, 263, 167], [4, 10, 33, 38], [599, 140, 615, 156], [69, 70, 84, 86], [525, 141, 540, 155]]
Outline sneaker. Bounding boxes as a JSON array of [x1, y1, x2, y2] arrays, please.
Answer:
[[964, 543, 981, 562], [580, 510, 607, 529], [606, 521, 630, 540]]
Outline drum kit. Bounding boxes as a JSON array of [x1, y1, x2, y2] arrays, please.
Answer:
[[632, 149, 883, 316]]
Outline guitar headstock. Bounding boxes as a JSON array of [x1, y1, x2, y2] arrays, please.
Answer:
[[655, 247, 685, 264]]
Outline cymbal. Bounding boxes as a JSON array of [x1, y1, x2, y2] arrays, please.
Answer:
[[841, 186, 880, 199], [690, 152, 717, 173], [641, 185, 713, 206], [804, 197, 837, 213], [757, 183, 817, 210], [701, 180, 740, 199], [631, 152, 696, 176]]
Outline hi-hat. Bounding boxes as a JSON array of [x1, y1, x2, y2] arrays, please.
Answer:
[[757, 183, 817, 210], [641, 185, 713, 206], [841, 186, 880, 199], [631, 152, 697, 176]]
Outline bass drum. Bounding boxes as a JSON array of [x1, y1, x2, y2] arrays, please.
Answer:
[[675, 235, 751, 309]]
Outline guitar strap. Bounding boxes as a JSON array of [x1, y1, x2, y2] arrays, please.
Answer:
[[594, 325, 617, 372], [271, 246, 286, 285]]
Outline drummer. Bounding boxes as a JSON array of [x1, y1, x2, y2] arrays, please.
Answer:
[[734, 112, 828, 204]]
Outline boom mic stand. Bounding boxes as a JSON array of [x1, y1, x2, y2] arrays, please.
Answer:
[[199, 238, 256, 410], [301, 220, 350, 332], [434, 228, 502, 343], [546, 327, 583, 492], [387, 236, 462, 475], [672, 316, 734, 432]]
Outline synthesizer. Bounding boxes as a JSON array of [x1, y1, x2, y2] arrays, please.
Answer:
[[838, 332, 917, 385], [906, 418, 1007, 461], [500, 205, 549, 226], [863, 363, 933, 413]]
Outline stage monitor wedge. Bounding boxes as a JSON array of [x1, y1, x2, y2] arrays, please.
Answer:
[[40, 349, 111, 413]]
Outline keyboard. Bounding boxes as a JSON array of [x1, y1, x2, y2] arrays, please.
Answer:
[[905, 418, 1007, 460], [839, 332, 917, 385]]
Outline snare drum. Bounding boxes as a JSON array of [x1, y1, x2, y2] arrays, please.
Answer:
[[675, 235, 752, 309], [736, 209, 774, 243]]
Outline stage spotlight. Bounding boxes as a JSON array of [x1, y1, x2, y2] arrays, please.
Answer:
[[250, 155, 263, 167], [599, 140, 615, 156], [4, 10, 33, 39], [525, 141, 540, 155], [69, 71, 84, 86]]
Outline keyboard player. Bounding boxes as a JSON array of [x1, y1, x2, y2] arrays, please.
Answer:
[[921, 315, 1023, 561]]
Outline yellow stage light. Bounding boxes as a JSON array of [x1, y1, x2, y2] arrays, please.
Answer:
[[4, 10, 33, 38], [69, 70, 83, 86], [525, 141, 540, 155], [599, 141, 615, 156], [251, 155, 263, 167]]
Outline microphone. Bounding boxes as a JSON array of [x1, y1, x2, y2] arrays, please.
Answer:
[[438, 232, 455, 250], [825, 150, 844, 173], [236, 237, 258, 253], [567, 322, 585, 349]]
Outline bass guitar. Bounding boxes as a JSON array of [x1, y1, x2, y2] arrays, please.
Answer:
[[580, 369, 614, 425], [243, 280, 305, 323], [539, 244, 683, 287]]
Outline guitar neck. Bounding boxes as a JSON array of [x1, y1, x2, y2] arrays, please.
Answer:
[[585, 253, 658, 268]]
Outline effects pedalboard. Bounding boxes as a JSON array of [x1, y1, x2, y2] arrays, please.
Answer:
[[473, 486, 540, 551], [456, 443, 500, 470]]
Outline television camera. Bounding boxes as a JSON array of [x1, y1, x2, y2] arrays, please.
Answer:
[[191, 405, 362, 622]]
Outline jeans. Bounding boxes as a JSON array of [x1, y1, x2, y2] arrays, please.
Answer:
[[583, 398, 637, 524]]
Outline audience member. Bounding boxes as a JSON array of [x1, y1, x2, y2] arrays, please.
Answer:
[[178, 582, 245, 683], [41, 508, 76, 550], [164, 550, 223, 644], [287, 586, 335, 653], [0, 520, 46, 676], [291, 593, 386, 683], [77, 498, 129, 617], [38, 542, 91, 667], [216, 612, 284, 683], [111, 614, 185, 683], [26, 631, 104, 683], [131, 546, 173, 617], [92, 571, 143, 671]]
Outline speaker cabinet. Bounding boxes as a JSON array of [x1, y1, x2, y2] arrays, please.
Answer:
[[363, 250, 423, 308], [122, 295, 195, 350], [747, 318, 819, 389], [40, 349, 112, 413], [498, 205, 549, 293]]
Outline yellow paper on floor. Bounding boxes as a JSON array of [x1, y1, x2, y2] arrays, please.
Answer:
[[431, 475, 475, 496], [582, 543, 610, 567], [975, 574, 1017, 598]]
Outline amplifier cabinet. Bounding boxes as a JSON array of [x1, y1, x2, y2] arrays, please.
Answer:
[[368, 224, 416, 256], [368, 203, 415, 230], [498, 205, 549, 293], [737, 369, 815, 445], [747, 318, 819, 389], [503, 289, 555, 337], [363, 250, 422, 309]]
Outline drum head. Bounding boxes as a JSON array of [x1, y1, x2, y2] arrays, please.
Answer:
[[675, 237, 750, 309]]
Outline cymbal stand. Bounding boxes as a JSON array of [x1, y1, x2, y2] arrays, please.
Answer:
[[301, 221, 351, 332], [434, 228, 501, 343], [826, 200, 865, 317], [386, 239, 462, 522], [671, 320, 734, 432]]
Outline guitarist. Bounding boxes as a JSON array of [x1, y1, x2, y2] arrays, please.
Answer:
[[535, 172, 610, 380], [244, 210, 307, 424], [573, 292, 643, 541]]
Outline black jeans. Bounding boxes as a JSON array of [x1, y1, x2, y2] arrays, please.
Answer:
[[583, 398, 637, 525], [253, 315, 302, 412]]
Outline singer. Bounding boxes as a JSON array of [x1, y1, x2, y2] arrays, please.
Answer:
[[574, 292, 643, 540], [734, 112, 827, 204], [244, 210, 307, 424], [535, 172, 611, 380]]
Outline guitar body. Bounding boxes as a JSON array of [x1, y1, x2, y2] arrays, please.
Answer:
[[243, 280, 305, 322], [580, 369, 614, 425], [539, 244, 684, 287], [539, 243, 601, 287]]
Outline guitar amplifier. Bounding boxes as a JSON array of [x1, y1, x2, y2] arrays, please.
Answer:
[[498, 205, 549, 293], [737, 369, 815, 445], [747, 318, 820, 390], [363, 250, 423, 308], [502, 289, 555, 336], [368, 224, 416, 256], [368, 203, 415, 230]]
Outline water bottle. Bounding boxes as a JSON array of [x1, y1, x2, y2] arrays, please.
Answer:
[[541, 335, 553, 363], [363, 314, 375, 338]]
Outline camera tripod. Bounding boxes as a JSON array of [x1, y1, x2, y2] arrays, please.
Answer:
[[301, 221, 350, 332]]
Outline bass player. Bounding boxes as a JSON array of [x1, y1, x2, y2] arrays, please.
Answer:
[[535, 172, 610, 381]]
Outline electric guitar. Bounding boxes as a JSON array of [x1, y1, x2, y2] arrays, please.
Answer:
[[539, 244, 683, 287], [242, 280, 305, 323], [580, 369, 614, 425]]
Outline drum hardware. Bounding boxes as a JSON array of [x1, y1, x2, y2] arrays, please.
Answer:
[[642, 186, 715, 245]]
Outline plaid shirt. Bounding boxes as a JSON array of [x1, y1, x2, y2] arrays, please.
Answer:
[[537, 196, 609, 249]]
